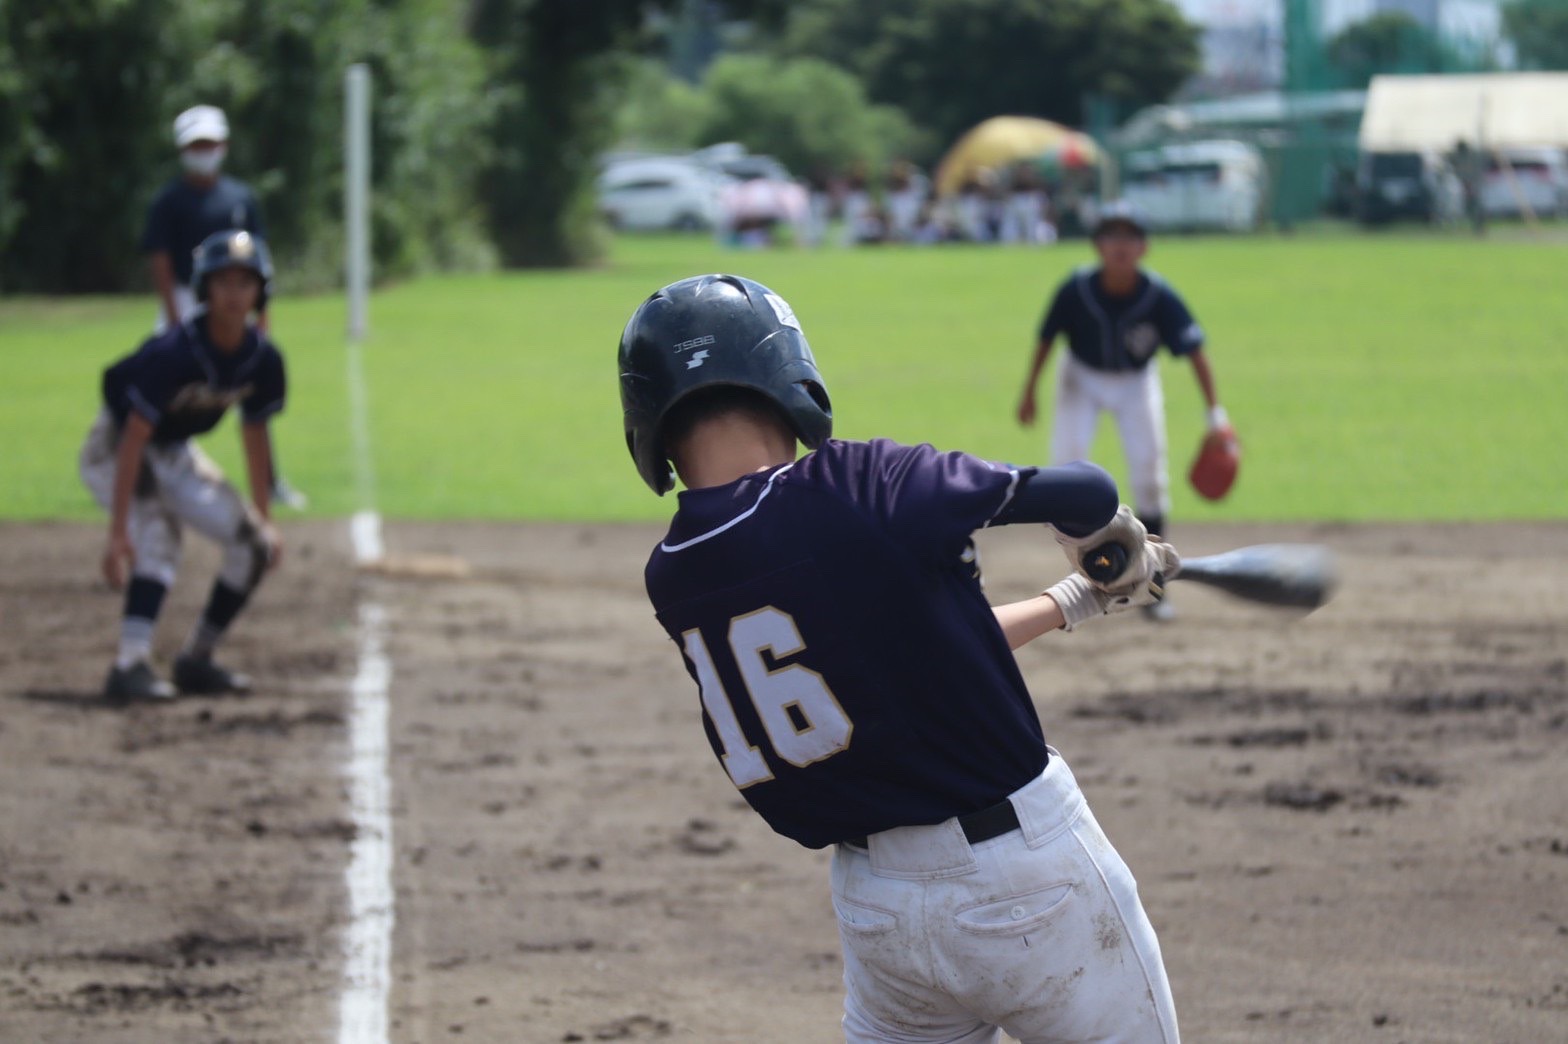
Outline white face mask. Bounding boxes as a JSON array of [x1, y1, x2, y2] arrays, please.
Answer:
[[180, 144, 227, 177]]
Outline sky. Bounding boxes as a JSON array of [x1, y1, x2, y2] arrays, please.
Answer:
[[1172, 0, 1501, 36]]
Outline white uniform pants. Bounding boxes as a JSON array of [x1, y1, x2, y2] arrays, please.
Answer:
[[1051, 354, 1169, 520], [79, 408, 260, 589], [832, 750, 1178, 1043], [152, 284, 199, 335]]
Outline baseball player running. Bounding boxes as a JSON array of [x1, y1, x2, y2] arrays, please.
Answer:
[[1015, 201, 1231, 621], [619, 274, 1182, 1042], [81, 229, 285, 703], [141, 104, 305, 510]]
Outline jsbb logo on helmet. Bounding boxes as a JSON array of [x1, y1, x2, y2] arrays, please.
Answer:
[[673, 334, 715, 354]]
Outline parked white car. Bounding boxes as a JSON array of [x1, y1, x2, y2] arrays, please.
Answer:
[[597, 158, 731, 232], [1480, 147, 1567, 219], [1123, 140, 1264, 232]]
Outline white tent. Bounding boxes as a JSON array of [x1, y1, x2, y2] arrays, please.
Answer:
[[1359, 73, 1568, 152]]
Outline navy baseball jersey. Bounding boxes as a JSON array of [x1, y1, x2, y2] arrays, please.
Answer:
[[102, 322, 286, 444], [646, 438, 1070, 849], [1040, 267, 1203, 372], [140, 176, 265, 286]]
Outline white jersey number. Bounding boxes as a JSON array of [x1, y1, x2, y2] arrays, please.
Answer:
[[682, 607, 853, 788]]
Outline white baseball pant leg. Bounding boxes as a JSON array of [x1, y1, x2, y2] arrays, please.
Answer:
[[1050, 355, 1170, 520], [152, 284, 199, 335], [79, 408, 265, 591], [833, 750, 1179, 1044]]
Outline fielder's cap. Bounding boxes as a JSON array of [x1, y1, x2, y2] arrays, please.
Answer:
[[1092, 200, 1149, 237], [174, 105, 229, 148]]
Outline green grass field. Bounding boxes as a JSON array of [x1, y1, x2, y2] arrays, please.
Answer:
[[4, 231, 1565, 523]]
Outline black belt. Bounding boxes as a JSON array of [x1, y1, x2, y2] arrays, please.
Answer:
[[842, 797, 1020, 850]]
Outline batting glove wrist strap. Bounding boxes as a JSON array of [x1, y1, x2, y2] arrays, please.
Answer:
[[1044, 573, 1110, 631], [1207, 404, 1230, 431]]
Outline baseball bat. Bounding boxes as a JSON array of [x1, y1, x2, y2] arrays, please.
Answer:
[[1082, 542, 1337, 610]]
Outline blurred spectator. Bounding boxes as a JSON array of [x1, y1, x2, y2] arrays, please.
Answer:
[[884, 161, 926, 242], [840, 162, 873, 247]]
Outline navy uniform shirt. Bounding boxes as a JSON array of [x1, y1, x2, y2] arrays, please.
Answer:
[[1040, 266, 1204, 372], [140, 176, 265, 286], [102, 321, 286, 444], [646, 438, 1060, 850]]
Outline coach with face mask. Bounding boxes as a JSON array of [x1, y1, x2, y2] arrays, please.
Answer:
[[140, 105, 306, 509], [142, 106, 266, 334]]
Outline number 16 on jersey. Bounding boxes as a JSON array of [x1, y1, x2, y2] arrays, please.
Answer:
[[681, 606, 854, 788]]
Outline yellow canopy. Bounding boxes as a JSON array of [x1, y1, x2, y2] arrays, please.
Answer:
[[933, 116, 1101, 196]]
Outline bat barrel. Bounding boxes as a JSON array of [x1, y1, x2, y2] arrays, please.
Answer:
[[1175, 544, 1337, 609]]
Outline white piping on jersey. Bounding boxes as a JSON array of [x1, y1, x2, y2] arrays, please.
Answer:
[[660, 461, 798, 553], [1073, 268, 1162, 371], [982, 466, 1023, 528]]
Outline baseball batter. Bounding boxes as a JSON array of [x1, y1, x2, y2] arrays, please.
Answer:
[[619, 274, 1182, 1042], [1016, 201, 1229, 621], [81, 229, 285, 703]]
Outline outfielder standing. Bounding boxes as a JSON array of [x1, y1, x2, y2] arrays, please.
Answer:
[[82, 229, 285, 703], [1016, 201, 1232, 621], [620, 274, 1182, 1041], [141, 104, 305, 510]]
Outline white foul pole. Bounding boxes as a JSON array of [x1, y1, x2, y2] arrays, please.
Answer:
[[345, 63, 371, 343]]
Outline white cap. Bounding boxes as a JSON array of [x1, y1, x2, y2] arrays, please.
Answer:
[[173, 105, 229, 148]]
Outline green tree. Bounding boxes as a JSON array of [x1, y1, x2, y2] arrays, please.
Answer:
[[697, 55, 922, 176], [1502, 0, 1568, 70], [1326, 11, 1448, 88], [471, 0, 647, 268], [778, 0, 1199, 155], [0, 0, 489, 293], [0, 0, 198, 291], [609, 58, 714, 156]]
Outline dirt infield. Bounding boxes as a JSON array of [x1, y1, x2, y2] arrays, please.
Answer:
[[2, 519, 1565, 1043]]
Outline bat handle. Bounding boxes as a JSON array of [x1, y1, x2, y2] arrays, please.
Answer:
[[1081, 542, 1128, 583]]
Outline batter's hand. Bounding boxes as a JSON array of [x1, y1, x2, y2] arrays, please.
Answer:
[[1051, 505, 1146, 583], [102, 531, 134, 590], [1104, 539, 1181, 608]]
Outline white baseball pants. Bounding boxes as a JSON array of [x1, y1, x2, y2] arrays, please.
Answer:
[[1050, 354, 1169, 520], [152, 284, 199, 335], [832, 750, 1179, 1043], [79, 408, 263, 590]]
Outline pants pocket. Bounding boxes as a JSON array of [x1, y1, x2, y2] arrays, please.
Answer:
[[833, 895, 899, 938], [954, 882, 1074, 938]]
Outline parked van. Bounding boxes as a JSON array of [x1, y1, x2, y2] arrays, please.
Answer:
[[1355, 150, 1463, 226], [1480, 147, 1567, 219], [1122, 140, 1264, 232]]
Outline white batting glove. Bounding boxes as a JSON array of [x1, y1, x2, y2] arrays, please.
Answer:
[[1050, 505, 1147, 589], [1044, 539, 1182, 631]]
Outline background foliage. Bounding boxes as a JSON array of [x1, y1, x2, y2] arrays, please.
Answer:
[[0, 0, 1208, 289], [7, 0, 1565, 293]]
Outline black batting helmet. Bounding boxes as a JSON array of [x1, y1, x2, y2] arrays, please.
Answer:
[[619, 274, 833, 495], [193, 229, 273, 311]]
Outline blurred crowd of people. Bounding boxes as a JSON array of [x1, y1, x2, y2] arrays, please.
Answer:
[[720, 160, 1101, 250]]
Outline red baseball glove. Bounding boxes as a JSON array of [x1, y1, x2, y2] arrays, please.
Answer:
[[1189, 426, 1240, 501]]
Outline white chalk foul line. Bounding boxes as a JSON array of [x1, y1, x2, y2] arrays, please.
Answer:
[[340, 329, 393, 1043], [340, 589, 393, 1041]]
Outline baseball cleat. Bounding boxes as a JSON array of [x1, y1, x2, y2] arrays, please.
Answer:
[[105, 661, 177, 704], [173, 654, 253, 696], [270, 478, 308, 510], [1142, 599, 1176, 623]]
